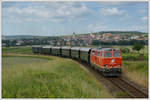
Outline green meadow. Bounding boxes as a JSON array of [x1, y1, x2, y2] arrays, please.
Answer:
[[2, 54, 111, 98]]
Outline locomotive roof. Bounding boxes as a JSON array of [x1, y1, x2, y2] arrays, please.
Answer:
[[99, 48, 114, 51], [71, 47, 81, 50], [92, 48, 118, 51], [80, 47, 91, 52]]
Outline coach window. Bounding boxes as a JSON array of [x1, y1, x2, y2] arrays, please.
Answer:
[[92, 51, 95, 55]]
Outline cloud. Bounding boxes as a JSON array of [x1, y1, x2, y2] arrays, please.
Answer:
[[88, 24, 93, 28], [3, 2, 92, 23], [100, 8, 127, 16], [87, 24, 146, 32], [141, 16, 148, 21], [88, 24, 107, 32], [129, 26, 145, 30]]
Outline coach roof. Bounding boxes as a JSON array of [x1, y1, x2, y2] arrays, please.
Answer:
[[71, 47, 80, 50], [32, 45, 43, 48], [61, 46, 71, 49], [52, 47, 60, 49], [80, 47, 91, 52], [42, 46, 52, 48]]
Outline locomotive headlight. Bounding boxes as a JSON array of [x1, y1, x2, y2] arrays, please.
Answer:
[[118, 64, 121, 67], [111, 59, 115, 63]]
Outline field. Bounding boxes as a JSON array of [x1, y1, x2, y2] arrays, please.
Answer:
[[2, 46, 32, 54], [2, 46, 148, 97], [2, 54, 111, 98]]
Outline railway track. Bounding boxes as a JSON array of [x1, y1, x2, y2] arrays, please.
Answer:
[[107, 77, 148, 98], [76, 60, 148, 98]]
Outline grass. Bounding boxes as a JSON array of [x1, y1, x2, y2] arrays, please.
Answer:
[[116, 92, 129, 98], [123, 61, 148, 88], [2, 54, 112, 98], [2, 46, 33, 54]]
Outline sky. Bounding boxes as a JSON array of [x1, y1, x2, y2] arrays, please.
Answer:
[[2, 1, 148, 36]]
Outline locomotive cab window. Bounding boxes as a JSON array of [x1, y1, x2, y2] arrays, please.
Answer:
[[101, 52, 103, 57], [94, 51, 97, 55], [104, 52, 112, 58], [114, 52, 121, 57]]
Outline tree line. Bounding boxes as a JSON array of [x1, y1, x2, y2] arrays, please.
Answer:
[[92, 40, 148, 46]]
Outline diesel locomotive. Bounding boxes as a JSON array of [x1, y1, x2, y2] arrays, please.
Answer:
[[32, 45, 122, 76]]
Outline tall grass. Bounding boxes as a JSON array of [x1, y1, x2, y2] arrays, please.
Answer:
[[123, 61, 148, 88], [2, 54, 111, 98]]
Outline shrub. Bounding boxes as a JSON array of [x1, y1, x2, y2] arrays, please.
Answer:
[[122, 53, 140, 61], [132, 42, 144, 53], [120, 48, 130, 53], [144, 54, 148, 61]]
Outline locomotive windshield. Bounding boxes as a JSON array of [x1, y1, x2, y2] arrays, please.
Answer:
[[114, 52, 121, 57], [104, 52, 112, 57]]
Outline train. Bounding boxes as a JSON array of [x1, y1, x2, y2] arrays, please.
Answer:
[[32, 45, 122, 76]]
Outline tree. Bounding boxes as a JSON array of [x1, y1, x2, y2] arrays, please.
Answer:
[[6, 40, 10, 47], [132, 42, 144, 53], [92, 40, 100, 45]]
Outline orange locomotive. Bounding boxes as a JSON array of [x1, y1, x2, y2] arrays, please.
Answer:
[[90, 48, 122, 76]]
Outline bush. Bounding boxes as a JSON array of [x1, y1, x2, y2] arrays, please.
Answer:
[[122, 53, 140, 61], [120, 48, 130, 53], [144, 54, 148, 61], [132, 42, 144, 53]]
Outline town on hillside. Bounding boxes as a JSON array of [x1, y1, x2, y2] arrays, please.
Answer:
[[2, 31, 148, 47]]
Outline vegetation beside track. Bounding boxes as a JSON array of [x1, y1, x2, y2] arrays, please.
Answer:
[[117, 46, 148, 88], [114, 46, 148, 61], [123, 61, 148, 88], [2, 54, 111, 98]]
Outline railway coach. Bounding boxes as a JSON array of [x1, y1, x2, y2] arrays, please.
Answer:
[[71, 47, 80, 59], [32, 45, 43, 54], [42, 46, 52, 55], [61, 47, 71, 57], [80, 48, 91, 64], [51, 47, 61, 56]]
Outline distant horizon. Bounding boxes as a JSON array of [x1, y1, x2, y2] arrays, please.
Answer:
[[3, 2, 148, 36], [2, 30, 148, 37]]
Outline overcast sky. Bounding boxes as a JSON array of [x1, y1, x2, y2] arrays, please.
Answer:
[[2, 1, 148, 36]]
